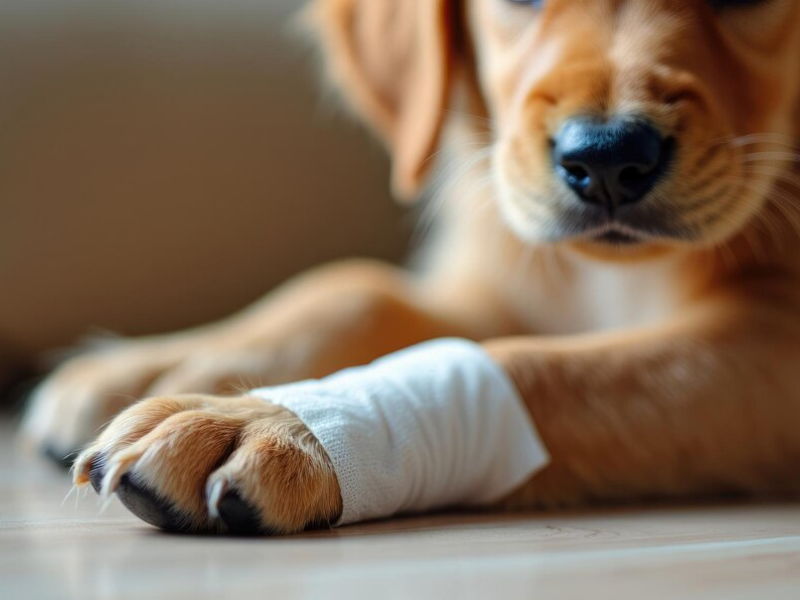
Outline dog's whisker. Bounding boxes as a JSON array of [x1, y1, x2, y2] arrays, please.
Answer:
[[732, 179, 800, 242], [61, 485, 78, 508], [742, 167, 800, 189], [729, 135, 800, 148], [740, 152, 800, 163], [441, 109, 494, 128]]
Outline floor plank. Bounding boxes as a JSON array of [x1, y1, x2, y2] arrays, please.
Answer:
[[1, 421, 798, 599]]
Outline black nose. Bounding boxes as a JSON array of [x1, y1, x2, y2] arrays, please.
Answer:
[[552, 117, 672, 210]]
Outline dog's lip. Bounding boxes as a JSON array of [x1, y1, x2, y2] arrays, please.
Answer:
[[592, 229, 643, 245], [534, 201, 698, 246], [580, 222, 652, 245]]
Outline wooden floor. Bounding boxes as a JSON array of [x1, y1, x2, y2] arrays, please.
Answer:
[[1, 420, 798, 599]]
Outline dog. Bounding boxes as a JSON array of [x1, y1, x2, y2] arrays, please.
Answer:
[[22, 0, 800, 534]]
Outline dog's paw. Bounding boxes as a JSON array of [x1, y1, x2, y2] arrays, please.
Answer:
[[72, 394, 342, 535], [20, 343, 187, 463]]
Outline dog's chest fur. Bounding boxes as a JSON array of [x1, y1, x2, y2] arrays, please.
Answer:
[[514, 254, 683, 335]]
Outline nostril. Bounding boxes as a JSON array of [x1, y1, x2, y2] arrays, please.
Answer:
[[562, 164, 589, 182], [556, 162, 593, 197]]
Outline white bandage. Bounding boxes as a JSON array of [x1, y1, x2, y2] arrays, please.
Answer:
[[249, 339, 549, 526]]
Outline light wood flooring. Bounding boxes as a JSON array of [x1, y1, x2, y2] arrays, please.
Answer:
[[1, 421, 798, 599]]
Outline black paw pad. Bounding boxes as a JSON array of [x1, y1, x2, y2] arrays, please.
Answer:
[[217, 490, 268, 536], [116, 475, 193, 533]]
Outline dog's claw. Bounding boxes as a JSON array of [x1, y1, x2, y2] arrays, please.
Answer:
[[206, 478, 229, 520], [99, 457, 133, 503]]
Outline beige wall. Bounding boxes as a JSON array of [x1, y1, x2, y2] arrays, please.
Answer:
[[0, 0, 409, 384]]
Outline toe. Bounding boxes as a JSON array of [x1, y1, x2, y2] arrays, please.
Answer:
[[205, 414, 342, 535], [88, 395, 206, 459], [100, 409, 243, 532]]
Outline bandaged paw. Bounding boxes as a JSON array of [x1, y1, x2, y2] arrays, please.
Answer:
[[251, 338, 549, 525]]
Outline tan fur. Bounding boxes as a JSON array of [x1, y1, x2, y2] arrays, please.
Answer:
[[22, 0, 800, 533]]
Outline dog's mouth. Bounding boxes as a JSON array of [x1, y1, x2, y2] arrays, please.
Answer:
[[554, 206, 697, 248], [572, 221, 671, 248], [590, 227, 644, 246], [581, 223, 661, 248], [558, 221, 684, 256], [497, 178, 704, 249]]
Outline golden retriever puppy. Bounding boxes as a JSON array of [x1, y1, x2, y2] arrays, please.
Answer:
[[23, 0, 800, 534]]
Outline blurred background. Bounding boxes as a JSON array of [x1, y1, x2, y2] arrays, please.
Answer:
[[0, 0, 409, 399]]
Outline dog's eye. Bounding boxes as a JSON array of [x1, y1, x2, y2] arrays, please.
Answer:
[[709, 0, 769, 9]]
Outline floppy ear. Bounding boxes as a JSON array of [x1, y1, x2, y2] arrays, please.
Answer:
[[311, 0, 456, 201]]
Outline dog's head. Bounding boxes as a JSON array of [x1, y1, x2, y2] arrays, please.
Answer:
[[313, 0, 800, 258]]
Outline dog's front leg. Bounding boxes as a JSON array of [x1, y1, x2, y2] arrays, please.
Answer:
[[488, 282, 800, 509], [73, 332, 550, 534], [75, 282, 799, 535], [25, 259, 486, 462]]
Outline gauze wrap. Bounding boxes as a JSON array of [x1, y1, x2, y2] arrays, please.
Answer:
[[249, 338, 549, 526]]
